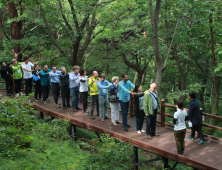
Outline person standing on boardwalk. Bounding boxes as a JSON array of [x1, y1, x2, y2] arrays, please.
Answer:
[[88, 71, 100, 119], [60, 67, 71, 110], [40, 65, 51, 104], [133, 84, 148, 134], [173, 101, 188, 155], [187, 92, 206, 144], [79, 69, 90, 115], [143, 83, 161, 139], [96, 73, 112, 122], [69, 66, 82, 112], [49, 66, 62, 108], [21, 57, 34, 97], [118, 74, 135, 131], [109, 76, 122, 126], [32, 64, 41, 101], [0, 61, 13, 96], [11, 59, 23, 96]]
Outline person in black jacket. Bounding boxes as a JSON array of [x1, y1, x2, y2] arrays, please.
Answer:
[[0, 61, 13, 96], [60, 67, 71, 110], [32, 64, 41, 101], [187, 92, 205, 144], [133, 84, 148, 134]]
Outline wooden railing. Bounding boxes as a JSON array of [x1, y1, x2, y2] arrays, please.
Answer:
[[160, 99, 222, 141]]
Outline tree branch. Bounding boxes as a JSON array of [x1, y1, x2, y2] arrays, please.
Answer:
[[18, 45, 29, 55], [0, 8, 10, 41], [35, 0, 68, 58], [163, 14, 180, 69], [58, 0, 73, 33], [194, 56, 214, 83], [122, 54, 141, 73], [67, 0, 80, 31], [25, 24, 42, 34], [27, 49, 44, 58]]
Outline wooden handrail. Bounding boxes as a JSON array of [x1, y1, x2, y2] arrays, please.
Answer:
[[160, 99, 222, 141]]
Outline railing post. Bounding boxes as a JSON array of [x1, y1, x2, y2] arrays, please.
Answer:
[[161, 99, 165, 127], [200, 108, 203, 136], [133, 146, 139, 170], [130, 93, 134, 117]]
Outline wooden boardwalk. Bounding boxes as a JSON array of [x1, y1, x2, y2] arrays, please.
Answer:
[[1, 90, 222, 170]]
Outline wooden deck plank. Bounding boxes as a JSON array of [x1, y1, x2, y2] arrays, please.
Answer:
[[0, 90, 221, 170]]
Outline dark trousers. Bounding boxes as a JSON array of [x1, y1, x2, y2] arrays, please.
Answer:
[[90, 95, 99, 116], [80, 91, 88, 112], [61, 86, 70, 108], [134, 110, 145, 131], [174, 129, 186, 154], [14, 79, 22, 94], [41, 85, 49, 102], [191, 125, 205, 141], [34, 80, 41, 99], [146, 109, 157, 136], [119, 100, 129, 127], [51, 82, 60, 104], [24, 78, 33, 96], [5, 77, 13, 94]]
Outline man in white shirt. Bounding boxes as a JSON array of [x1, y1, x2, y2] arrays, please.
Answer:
[[21, 57, 34, 97]]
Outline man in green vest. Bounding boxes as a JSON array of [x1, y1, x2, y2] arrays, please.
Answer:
[[11, 59, 23, 96], [143, 83, 161, 139]]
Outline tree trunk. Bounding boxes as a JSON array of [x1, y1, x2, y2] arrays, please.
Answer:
[[209, 76, 220, 126], [8, 3, 23, 61], [149, 0, 163, 97]]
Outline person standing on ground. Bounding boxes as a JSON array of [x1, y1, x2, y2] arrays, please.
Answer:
[[79, 69, 90, 115], [32, 64, 41, 101], [49, 66, 62, 108], [96, 73, 112, 122], [133, 84, 148, 134], [60, 67, 71, 110], [118, 74, 135, 131], [88, 71, 100, 119], [173, 101, 188, 155], [143, 83, 161, 139], [21, 57, 34, 97], [40, 65, 51, 104], [11, 59, 23, 96], [109, 76, 122, 126], [69, 66, 82, 112], [187, 92, 206, 144], [0, 61, 13, 96]]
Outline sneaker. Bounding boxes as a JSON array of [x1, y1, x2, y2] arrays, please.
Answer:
[[90, 116, 95, 120], [43, 101, 48, 104], [56, 104, 60, 108], [188, 136, 195, 141], [112, 122, 117, 126], [7, 93, 11, 96], [35, 99, 38, 101], [126, 124, 131, 128], [141, 130, 145, 133], [198, 140, 206, 145], [137, 131, 141, 134], [16, 93, 20, 97], [20, 92, 23, 95], [122, 127, 128, 131]]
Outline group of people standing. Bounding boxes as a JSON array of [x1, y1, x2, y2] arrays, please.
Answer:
[[0, 58, 206, 156]]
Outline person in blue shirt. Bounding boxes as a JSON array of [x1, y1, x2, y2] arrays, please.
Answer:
[[40, 64, 51, 104], [96, 73, 111, 121], [118, 74, 135, 131], [49, 65, 62, 108], [69, 65, 81, 112]]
